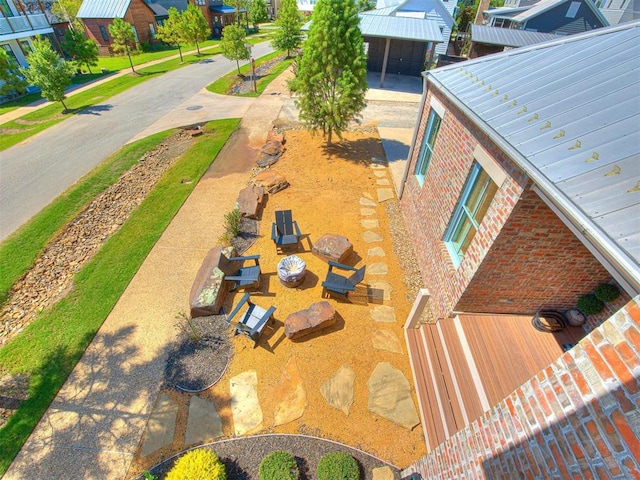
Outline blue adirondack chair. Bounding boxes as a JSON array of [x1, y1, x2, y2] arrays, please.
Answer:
[[225, 293, 276, 348], [321, 261, 366, 299], [225, 254, 261, 291], [271, 210, 302, 252]]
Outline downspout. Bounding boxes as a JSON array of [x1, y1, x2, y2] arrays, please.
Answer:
[[397, 72, 428, 199]]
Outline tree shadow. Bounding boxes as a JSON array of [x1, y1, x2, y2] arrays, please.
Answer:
[[75, 104, 114, 116], [322, 136, 387, 165]]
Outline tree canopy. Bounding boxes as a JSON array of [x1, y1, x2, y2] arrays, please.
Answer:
[[20, 36, 75, 112], [220, 24, 249, 75], [109, 18, 137, 73], [293, 0, 368, 145], [271, 0, 303, 57], [180, 4, 211, 55], [249, 0, 269, 28], [62, 28, 99, 73], [156, 7, 185, 62], [51, 0, 83, 30], [0, 49, 27, 98]]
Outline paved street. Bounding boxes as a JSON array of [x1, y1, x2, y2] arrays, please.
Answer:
[[0, 43, 273, 241]]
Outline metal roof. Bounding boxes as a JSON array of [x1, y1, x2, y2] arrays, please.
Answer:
[[77, 0, 131, 18], [427, 22, 640, 287], [509, 0, 610, 25], [358, 13, 443, 41], [471, 24, 560, 46], [361, 5, 399, 15]]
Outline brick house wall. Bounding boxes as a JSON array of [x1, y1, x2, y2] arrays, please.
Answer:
[[402, 296, 640, 479]]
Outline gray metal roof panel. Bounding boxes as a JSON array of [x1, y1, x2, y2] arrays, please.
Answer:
[[471, 24, 559, 46], [428, 22, 640, 273], [361, 5, 399, 15], [358, 14, 443, 41], [77, 0, 131, 18]]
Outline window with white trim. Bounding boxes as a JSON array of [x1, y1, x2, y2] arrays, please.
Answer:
[[414, 109, 442, 186], [444, 161, 498, 267]]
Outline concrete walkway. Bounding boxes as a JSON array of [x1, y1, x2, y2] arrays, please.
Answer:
[[3, 71, 421, 480]]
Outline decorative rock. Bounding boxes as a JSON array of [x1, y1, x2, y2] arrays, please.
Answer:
[[189, 246, 237, 318], [372, 466, 395, 480], [363, 231, 383, 243], [266, 127, 285, 144], [371, 305, 396, 323], [312, 233, 353, 263], [361, 219, 379, 229], [273, 357, 307, 426], [377, 188, 395, 202], [256, 140, 284, 167], [321, 365, 355, 415], [230, 370, 263, 435], [284, 301, 337, 340], [367, 362, 420, 430], [368, 247, 385, 257], [236, 185, 265, 219], [252, 170, 289, 194]]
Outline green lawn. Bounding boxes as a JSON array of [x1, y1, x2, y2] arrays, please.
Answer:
[[0, 119, 239, 476]]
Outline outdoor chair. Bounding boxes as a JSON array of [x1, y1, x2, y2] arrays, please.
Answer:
[[225, 254, 261, 291], [321, 261, 366, 299], [271, 210, 302, 252], [225, 293, 276, 348]]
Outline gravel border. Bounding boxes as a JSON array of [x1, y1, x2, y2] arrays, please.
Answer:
[[145, 434, 401, 480]]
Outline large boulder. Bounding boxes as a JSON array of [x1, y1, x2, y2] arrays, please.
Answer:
[[266, 128, 285, 145], [256, 140, 284, 167], [252, 170, 289, 194], [189, 246, 238, 318], [236, 185, 265, 219], [312, 233, 353, 264], [284, 301, 336, 340]]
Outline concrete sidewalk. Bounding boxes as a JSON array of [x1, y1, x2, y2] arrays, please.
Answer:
[[3, 71, 422, 480]]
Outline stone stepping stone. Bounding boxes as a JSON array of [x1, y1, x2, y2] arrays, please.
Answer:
[[368, 247, 385, 257], [377, 188, 395, 203], [368, 262, 388, 275], [363, 191, 374, 199], [372, 466, 395, 480], [377, 179, 391, 186], [141, 393, 179, 456], [373, 170, 387, 178], [360, 197, 377, 207], [367, 362, 420, 430], [273, 358, 307, 427], [370, 160, 385, 166], [361, 207, 377, 216], [185, 395, 223, 445], [370, 305, 396, 323], [361, 219, 380, 229], [372, 330, 403, 354], [230, 370, 263, 435], [363, 231, 383, 243], [369, 280, 392, 302], [320, 365, 355, 416]]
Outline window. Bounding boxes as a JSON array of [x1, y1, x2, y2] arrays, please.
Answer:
[[132, 25, 139, 42], [444, 161, 498, 267], [19, 40, 32, 53], [414, 109, 442, 185], [566, 1, 580, 17], [149, 23, 156, 38], [99, 25, 109, 42]]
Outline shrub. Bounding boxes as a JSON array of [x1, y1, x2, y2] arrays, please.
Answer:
[[316, 452, 360, 480], [577, 294, 604, 316], [594, 283, 620, 303], [219, 207, 242, 245], [259, 450, 299, 480], [166, 449, 226, 480]]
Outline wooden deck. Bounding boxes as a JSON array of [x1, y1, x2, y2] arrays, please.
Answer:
[[407, 313, 586, 450]]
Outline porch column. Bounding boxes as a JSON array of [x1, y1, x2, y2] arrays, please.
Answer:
[[379, 36, 391, 88], [404, 288, 431, 329]]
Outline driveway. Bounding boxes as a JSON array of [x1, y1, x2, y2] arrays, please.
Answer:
[[0, 43, 274, 242]]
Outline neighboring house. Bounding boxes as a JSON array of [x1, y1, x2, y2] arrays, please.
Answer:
[[397, 22, 640, 477], [468, 23, 559, 57], [0, 0, 55, 69], [194, 0, 248, 39], [77, 0, 158, 55], [483, 0, 609, 34], [597, 0, 640, 24]]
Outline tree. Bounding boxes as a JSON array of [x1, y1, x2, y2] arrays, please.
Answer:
[[180, 4, 210, 55], [20, 36, 75, 112], [156, 7, 185, 62], [294, 0, 368, 145], [51, 0, 83, 30], [271, 0, 302, 57], [109, 18, 137, 73], [0, 49, 28, 98], [356, 0, 375, 11], [249, 0, 269, 29], [220, 24, 249, 75], [62, 28, 99, 73]]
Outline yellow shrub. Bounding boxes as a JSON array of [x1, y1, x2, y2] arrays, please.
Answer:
[[165, 449, 227, 480]]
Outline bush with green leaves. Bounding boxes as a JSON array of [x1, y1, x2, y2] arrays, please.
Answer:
[[577, 294, 604, 316], [165, 449, 226, 480], [259, 450, 299, 480], [316, 452, 360, 480], [594, 283, 620, 303]]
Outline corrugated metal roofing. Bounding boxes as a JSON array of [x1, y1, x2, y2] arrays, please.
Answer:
[[358, 13, 443, 41], [428, 22, 640, 281], [361, 5, 399, 15], [508, 0, 610, 24], [77, 0, 131, 18], [471, 24, 560, 46]]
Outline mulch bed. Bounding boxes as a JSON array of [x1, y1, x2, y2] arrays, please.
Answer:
[[146, 434, 401, 480]]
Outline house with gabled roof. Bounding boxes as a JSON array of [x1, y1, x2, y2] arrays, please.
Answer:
[[397, 21, 640, 477]]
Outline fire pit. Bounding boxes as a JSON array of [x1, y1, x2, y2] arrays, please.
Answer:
[[277, 255, 307, 288]]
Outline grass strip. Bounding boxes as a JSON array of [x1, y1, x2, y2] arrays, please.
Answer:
[[0, 118, 239, 475], [206, 50, 293, 97]]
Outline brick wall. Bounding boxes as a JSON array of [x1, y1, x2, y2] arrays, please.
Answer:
[[402, 296, 640, 479], [124, 0, 157, 45]]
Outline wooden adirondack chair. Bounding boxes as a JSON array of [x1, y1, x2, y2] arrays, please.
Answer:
[[271, 210, 302, 252], [225, 254, 261, 291], [225, 293, 276, 348], [321, 261, 366, 299]]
